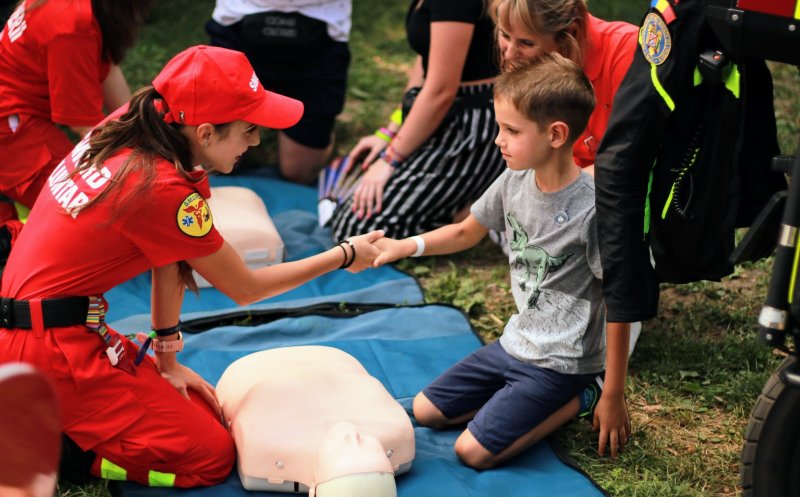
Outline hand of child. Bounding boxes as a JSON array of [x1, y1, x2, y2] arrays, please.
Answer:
[[351, 160, 393, 220], [592, 391, 631, 458], [373, 237, 416, 267], [344, 229, 385, 273], [346, 134, 387, 173]]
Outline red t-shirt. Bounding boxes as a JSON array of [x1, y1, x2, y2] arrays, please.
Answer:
[[573, 15, 638, 168], [1, 137, 224, 300], [0, 0, 109, 126]]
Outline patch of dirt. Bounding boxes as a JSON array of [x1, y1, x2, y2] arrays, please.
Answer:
[[658, 265, 769, 312]]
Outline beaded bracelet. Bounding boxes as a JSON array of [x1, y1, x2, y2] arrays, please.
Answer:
[[379, 144, 406, 169], [378, 149, 402, 169]]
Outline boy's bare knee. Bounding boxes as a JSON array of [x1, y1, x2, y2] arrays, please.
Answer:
[[454, 431, 497, 470], [412, 392, 448, 428]]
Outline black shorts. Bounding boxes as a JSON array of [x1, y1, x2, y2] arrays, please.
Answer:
[[206, 19, 350, 148]]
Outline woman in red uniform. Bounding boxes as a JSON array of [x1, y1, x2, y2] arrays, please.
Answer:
[[0, 45, 383, 488], [0, 0, 152, 253], [492, 0, 638, 175]]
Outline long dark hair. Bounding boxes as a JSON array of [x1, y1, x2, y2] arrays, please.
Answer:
[[15, 0, 154, 64], [74, 86, 196, 210], [91, 0, 155, 64], [73, 87, 228, 292]]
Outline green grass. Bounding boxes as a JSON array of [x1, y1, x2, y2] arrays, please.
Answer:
[[64, 1, 798, 496], [57, 481, 112, 497]]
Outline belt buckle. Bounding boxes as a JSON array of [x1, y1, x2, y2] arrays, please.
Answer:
[[0, 298, 13, 328]]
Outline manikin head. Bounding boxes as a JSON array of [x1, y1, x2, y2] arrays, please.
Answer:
[[311, 422, 397, 497]]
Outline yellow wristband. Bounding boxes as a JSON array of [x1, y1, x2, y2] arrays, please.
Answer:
[[390, 108, 403, 126]]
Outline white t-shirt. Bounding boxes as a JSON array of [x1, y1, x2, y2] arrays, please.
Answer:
[[211, 0, 351, 42]]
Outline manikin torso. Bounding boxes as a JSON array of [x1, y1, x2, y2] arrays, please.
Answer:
[[215, 346, 415, 493]]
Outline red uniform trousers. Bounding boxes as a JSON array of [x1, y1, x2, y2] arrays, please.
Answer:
[[0, 114, 74, 242], [0, 322, 235, 488]]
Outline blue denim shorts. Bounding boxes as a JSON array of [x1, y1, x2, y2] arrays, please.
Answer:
[[422, 341, 596, 454]]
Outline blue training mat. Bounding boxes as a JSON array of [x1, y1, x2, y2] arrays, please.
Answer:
[[117, 304, 606, 497], [105, 174, 423, 331]]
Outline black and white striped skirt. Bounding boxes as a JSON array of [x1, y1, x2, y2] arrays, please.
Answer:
[[331, 83, 505, 240]]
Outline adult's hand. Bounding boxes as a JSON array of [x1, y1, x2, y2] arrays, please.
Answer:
[[159, 361, 223, 421], [352, 159, 394, 220], [346, 134, 388, 173]]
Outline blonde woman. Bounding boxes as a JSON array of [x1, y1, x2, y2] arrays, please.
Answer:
[[492, 0, 638, 175]]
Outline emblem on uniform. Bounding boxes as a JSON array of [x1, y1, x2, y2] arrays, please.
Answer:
[[177, 192, 213, 237], [641, 12, 672, 65]]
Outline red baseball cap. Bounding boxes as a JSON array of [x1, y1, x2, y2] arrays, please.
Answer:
[[152, 45, 303, 129]]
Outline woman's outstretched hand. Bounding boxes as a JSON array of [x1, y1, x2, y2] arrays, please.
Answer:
[[344, 229, 385, 273]]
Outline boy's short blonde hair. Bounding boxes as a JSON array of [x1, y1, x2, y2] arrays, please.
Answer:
[[494, 52, 595, 144]]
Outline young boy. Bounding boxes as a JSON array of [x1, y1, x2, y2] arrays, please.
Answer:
[[373, 53, 631, 469]]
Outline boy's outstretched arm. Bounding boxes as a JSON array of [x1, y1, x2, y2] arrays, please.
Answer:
[[373, 215, 489, 266], [594, 321, 631, 458]]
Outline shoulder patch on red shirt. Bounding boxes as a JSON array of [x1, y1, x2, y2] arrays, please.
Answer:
[[177, 192, 213, 237]]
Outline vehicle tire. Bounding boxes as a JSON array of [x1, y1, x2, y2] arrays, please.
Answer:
[[741, 356, 800, 496]]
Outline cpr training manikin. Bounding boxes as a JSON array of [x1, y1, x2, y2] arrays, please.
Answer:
[[215, 346, 415, 496]]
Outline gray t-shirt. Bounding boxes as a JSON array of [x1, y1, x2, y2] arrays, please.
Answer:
[[471, 169, 605, 374]]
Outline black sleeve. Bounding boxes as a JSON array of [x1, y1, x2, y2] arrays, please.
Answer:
[[429, 0, 482, 23], [594, 0, 710, 322]]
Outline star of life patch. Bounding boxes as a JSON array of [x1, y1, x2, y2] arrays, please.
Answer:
[[177, 192, 213, 237], [641, 12, 672, 65]]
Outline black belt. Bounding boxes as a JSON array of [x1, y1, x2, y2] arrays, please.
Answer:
[[0, 297, 89, 329]]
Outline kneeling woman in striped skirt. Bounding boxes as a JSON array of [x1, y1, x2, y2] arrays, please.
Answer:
[[330, 0, 504, 240]]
